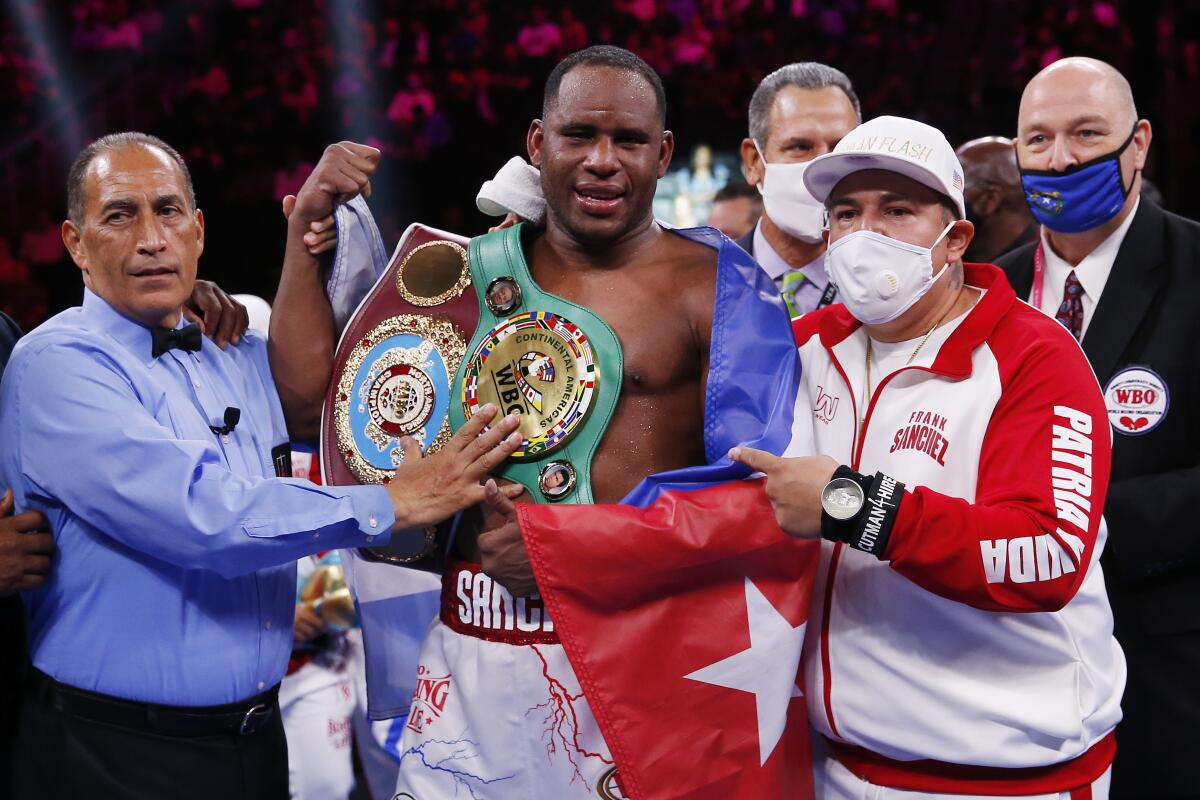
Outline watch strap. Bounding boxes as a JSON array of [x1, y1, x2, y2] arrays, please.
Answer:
[[822, 467, 905, 559], [820, 466, 872, 543]]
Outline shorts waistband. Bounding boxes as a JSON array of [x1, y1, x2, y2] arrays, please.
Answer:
[[827, 730, 1115, 795], [440, 559, 558, 645]]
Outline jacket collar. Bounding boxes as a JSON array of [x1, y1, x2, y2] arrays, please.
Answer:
[[1082, 199, 1166, 384]]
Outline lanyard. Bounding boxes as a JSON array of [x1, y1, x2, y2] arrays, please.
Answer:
[[1031, 242, 1046, 310]]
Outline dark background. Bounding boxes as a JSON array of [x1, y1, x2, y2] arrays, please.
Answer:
[[2, 0, 1197, 331]]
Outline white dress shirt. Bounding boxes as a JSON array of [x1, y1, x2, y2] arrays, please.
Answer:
[[1032, 198, 1140, 339]]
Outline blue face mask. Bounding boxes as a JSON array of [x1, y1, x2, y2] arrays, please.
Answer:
[[1018, 126, 1138, 233]]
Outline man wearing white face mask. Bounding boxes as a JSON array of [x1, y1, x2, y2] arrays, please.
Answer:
[[737, 62, 861, 318], [731, 115, 1124, 799]]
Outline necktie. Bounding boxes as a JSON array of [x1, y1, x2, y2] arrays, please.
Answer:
[[780, 270, 806, 318], [1055, 271, 1084, 341], [151, 323, 202, 358]]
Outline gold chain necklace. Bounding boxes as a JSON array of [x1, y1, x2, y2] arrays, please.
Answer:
[[860, 318, 942, 431]]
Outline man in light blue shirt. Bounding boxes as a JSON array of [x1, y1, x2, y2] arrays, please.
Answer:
[[0, 133, 521, 800]]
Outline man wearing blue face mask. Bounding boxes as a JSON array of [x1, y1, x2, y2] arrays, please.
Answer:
[[737, 62, 861, 318], [996, 56, 1200, 798], [732, 114, 1124, 798]]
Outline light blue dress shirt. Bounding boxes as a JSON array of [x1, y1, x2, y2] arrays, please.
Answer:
[[0, 290, 394, 705]]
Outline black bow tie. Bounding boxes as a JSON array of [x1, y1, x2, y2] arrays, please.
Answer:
[[151, 323, 202, 358]]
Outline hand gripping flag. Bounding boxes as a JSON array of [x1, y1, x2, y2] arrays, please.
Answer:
[[516, 227, 820, 800]]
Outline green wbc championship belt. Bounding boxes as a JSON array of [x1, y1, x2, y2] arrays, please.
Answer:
[[451, 223, 623, 504]]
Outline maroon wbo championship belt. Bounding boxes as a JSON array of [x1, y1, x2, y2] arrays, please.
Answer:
[[320, 224, 475, 565]]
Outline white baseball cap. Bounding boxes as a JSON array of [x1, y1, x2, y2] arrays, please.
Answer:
[[802, 115, 966, 218]]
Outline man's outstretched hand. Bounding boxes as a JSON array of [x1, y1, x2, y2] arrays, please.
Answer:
[[0, 488, 54, 595], [386, 405, 525, 530], [728, 448, 839, 539], [293, 602, 326, 644], [478, 479, 537, 597]]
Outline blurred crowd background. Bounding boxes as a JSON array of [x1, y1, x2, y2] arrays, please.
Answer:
[[2, 0, 1197, 331]]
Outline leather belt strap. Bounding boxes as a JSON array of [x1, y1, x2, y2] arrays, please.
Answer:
[[28, 668, 280, 738]]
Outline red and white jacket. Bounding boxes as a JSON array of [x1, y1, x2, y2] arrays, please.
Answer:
[[795, 264, 1125, 794]]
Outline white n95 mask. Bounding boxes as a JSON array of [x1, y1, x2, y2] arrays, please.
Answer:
[[825, 222, 955, 324], [755, 143, 826, 243]]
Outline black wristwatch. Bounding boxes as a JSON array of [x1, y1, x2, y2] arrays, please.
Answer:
[[819, 465, 904, 558]]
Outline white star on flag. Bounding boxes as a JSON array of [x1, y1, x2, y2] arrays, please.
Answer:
[[684, 577, 806, 766]]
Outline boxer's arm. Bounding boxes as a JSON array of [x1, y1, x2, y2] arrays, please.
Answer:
[[269, 142, 380, 441]]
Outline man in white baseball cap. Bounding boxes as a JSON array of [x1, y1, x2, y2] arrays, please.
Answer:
[[731, 115, 1125, 798]]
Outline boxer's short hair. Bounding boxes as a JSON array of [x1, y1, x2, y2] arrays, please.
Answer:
[[543, 45, 667, 125]]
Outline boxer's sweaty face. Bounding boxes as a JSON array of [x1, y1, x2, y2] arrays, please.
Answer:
[[533, 65, 671, 246], [64, 144, 203, 329]]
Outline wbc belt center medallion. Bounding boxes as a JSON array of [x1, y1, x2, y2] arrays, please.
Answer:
[[335, 315, 466, 484], [462, 311, 599, 460]]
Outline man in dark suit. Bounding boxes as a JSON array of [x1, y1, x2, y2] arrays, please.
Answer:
[[998, 56, 1200, 798], [737, 62, 860, 317]]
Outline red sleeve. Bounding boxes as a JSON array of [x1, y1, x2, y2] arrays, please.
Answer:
[[882, 319, 1112, 613]]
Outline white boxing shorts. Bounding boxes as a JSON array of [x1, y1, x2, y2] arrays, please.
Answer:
[[392, 560, 624, 799]]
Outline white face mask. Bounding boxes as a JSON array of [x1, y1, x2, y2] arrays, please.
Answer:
[[754, 142, 826, 243], [825, 222, 956, 325]]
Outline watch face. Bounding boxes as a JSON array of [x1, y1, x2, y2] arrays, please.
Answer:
[[822, 477, 865, 521]]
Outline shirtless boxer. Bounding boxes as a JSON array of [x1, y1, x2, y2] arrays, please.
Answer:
[[277, 46, 797, 798], [395, 46, 728, 798]]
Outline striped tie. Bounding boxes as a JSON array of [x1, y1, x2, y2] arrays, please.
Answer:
[[781, 270, 806, 318]]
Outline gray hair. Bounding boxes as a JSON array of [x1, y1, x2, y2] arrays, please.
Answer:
[[67, 132, 196, 224], [748, 63, 862, 149]]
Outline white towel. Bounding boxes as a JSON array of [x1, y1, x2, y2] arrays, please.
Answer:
[[476, 156, 546, 224]]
